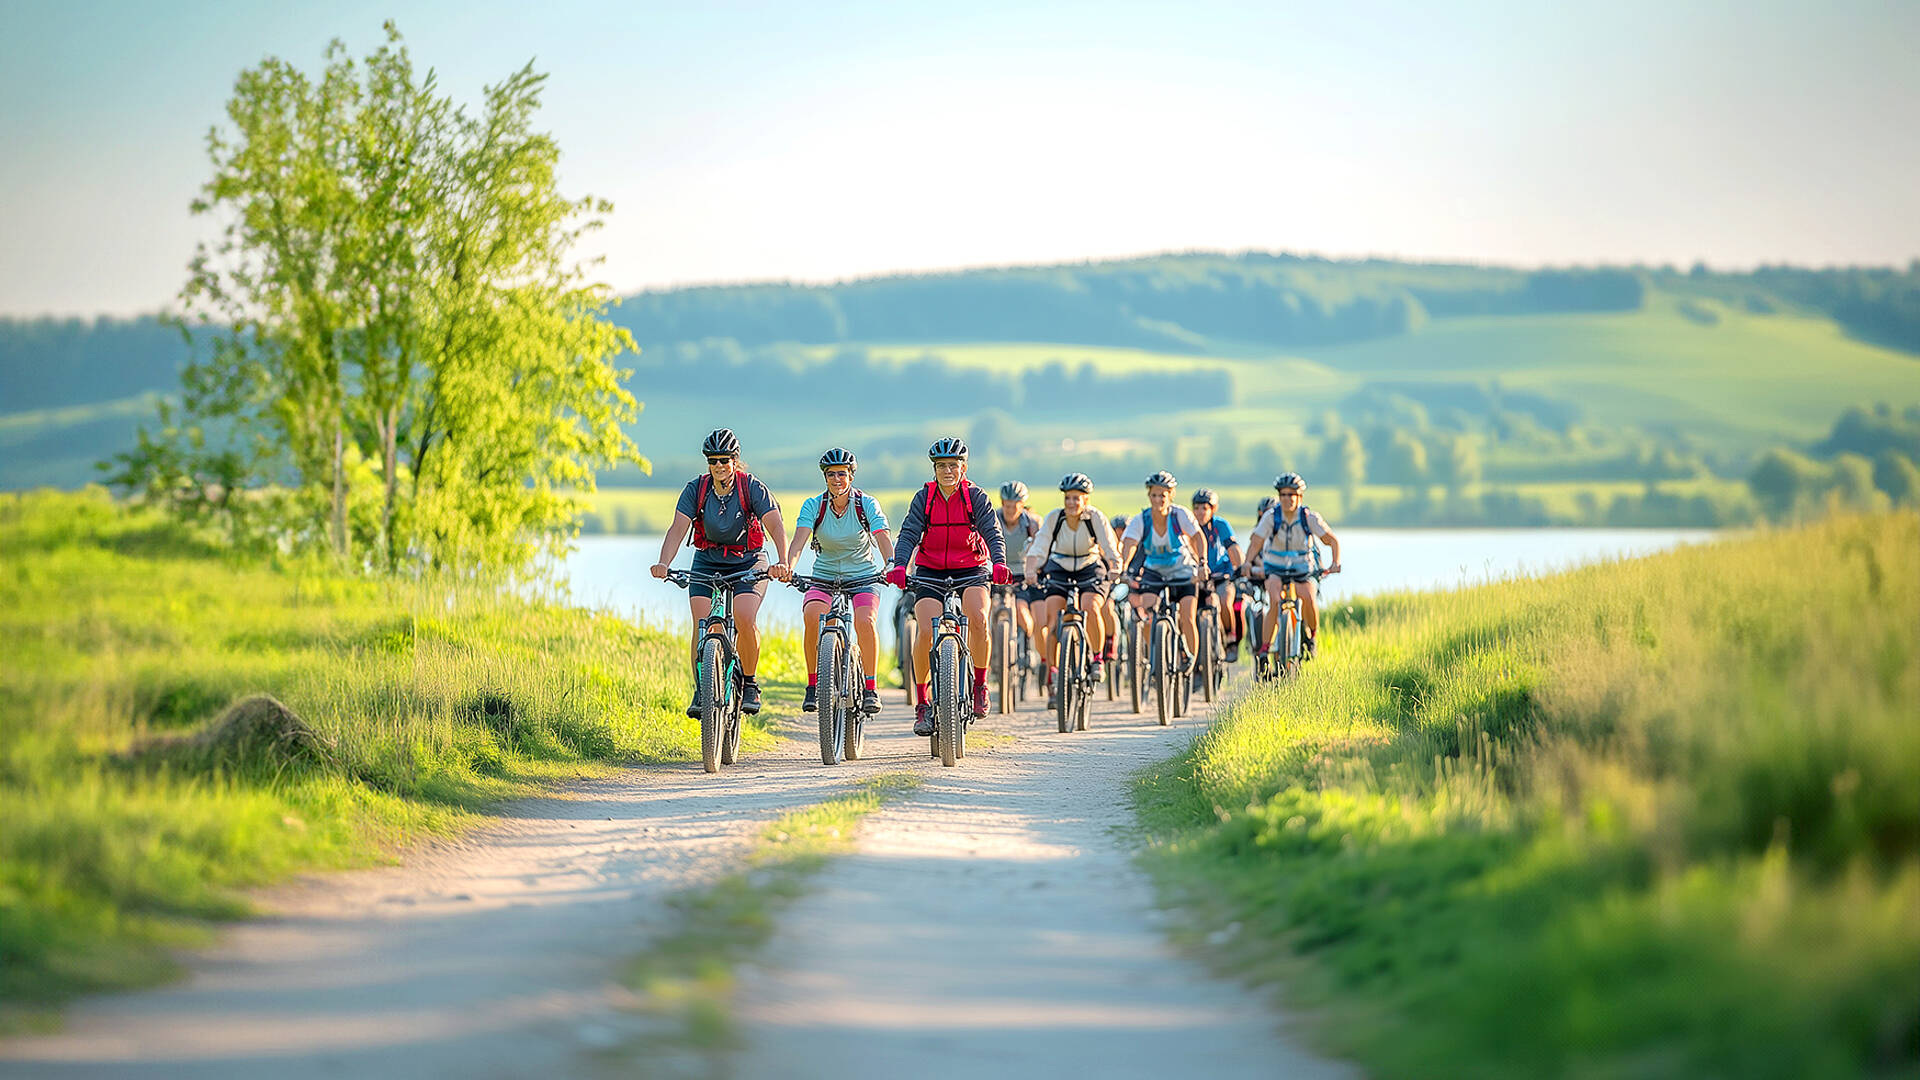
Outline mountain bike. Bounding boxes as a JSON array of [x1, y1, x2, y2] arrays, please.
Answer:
[[990, 584, 1021, 715], [787, 572, 883, 765], [1255, 568, 1326, 682], [1042, 572, 1097, 734], [1195, 572, 1231, 702], [1112, 579, 1143, 714], [1242, 571, 1269, 677], [923, 572, 991, 767], [1130, 576, 1192, 726], [890, 585, 917, 702], [665, 567, 766, 773]]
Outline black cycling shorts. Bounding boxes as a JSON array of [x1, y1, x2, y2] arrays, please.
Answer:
[[689, 550, 770, 595], [910, 565, 992, 604], [1135, 567, 1198, 602], [1040, 562, 1107, 599], [1016, 583, 1045, 605]]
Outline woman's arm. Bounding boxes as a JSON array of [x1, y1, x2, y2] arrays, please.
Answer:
[[653, 513, 693, 577]]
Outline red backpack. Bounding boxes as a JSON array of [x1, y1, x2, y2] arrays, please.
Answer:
[[690, 471, 766, 557]]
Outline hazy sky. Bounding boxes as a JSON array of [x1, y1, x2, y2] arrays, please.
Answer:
[[2, 0, 1916, 317]]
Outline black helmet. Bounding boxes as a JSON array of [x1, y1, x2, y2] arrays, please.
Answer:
[[1256, 495, 1280, 519], [1144, 470, 1177, 489], [1274, 472, 1306, 493], [999, 481, 1029, 501], [1112, 513, 1129, 530], [1059, 472, 1094, 494], [819, 447, 857, 472], [928, 436, 968, 460], [1191, 487, 1218, 507], [702, 428, 740, 457]]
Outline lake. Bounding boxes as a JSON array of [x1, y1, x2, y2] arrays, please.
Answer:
[[559, 528, 1719, 643]]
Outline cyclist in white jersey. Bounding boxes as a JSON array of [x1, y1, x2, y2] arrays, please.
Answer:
[[997, 481, 1043, 666], [1118, 470, 1209, 670], [1244, 472, 1343, 659], [1024, 472, 1122, 695]]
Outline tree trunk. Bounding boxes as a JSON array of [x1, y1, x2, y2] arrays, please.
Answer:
[[331, 419, 350, 562]]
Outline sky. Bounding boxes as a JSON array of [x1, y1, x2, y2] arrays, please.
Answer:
[[2, 0, 1917, 318]]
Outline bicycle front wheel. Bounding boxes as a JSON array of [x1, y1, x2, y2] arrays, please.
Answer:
[[698, 638, 726, 773], [818, 632, 844, 765], [936, 634, 962, 767], [1198, 611, 1218, 704], [993, 612, 1013, 715], [1152, 625, 1171, 727], [1056, 625, 1081, 734]]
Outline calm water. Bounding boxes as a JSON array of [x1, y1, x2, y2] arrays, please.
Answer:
[[559, 529, 1718, 644]]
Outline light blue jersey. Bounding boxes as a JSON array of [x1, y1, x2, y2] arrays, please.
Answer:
[[798, 491, 889, 579]]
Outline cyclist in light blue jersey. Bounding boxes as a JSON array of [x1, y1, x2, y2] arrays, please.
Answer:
[[1244, 472, 1343, 660], [1118, 471, 1209, 670], [786, 448, 895, 716]]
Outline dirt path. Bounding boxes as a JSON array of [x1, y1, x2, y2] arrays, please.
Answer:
[[732, 679, 1354, 1079], [3, 673, 1346, 1079]]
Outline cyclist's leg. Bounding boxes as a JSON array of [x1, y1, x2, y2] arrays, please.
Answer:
[[1260, 577, 1285, 651], [853, 594, 881, 678], [1176, 589, 1199, 657], [801, 598, 829, 676], [912, 595, 940, 689], [1033, 594, 1061, 667], [1014, 594, 1034, 643], [1080, 589, 1107, 654], [734, 585, 766, 676], [963, 584, 991, 664]]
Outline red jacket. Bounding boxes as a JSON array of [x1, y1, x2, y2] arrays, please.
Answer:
[[893, 480, 1007, 571]]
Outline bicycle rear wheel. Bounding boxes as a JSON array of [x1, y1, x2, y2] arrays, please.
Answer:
[[1152, 624, 1171, 727], [993, 612, 1013, 714], [1056, 624, 1081, 734], [1198, 610, 1218, 703], [721, 671, 744, 765], [698, 638, 726, 773], [1128, 618, 1143, 714], [936, 634, 962, 767]]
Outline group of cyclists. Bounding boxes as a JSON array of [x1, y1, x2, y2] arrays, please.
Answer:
[[649, 428, 1343, 741]]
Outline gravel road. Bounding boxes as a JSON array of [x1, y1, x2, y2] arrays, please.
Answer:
[[2, 672, 1348, 1079]]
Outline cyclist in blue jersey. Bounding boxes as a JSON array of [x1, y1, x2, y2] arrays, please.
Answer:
[[1244, 473, 1343, 660], [1118, 471, 1209, 670], [1190, 488, 1246, 662], [785, 448, 896, 717]]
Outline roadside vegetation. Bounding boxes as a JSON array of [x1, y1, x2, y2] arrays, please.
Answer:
[[0, 489, 794, 1018], [1136, 511, 1920, 1078]]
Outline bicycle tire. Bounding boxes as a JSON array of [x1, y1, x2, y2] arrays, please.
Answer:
[[1056, 623, 1081, 734], [1198, 610, 1217, 703], [936, 634, 962, 767], [699, 637, 725, 773], [818, 632, 843, 765], [1128, 617, 1143, 714], [844, 640, 866, 761], [1153, 623, 1171, 727], [993, 612, 1013, 715], [895, 602, 917, 701]]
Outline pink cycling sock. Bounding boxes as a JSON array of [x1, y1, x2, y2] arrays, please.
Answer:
[[915, 682, 929, 705], [864, 676, 876, 691], [973, 666, 988, 688], [807, 672, 818, 687]]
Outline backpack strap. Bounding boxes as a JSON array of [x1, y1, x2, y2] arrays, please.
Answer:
[[810, 488, 874, 552]]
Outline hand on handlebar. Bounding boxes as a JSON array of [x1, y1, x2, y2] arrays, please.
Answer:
[[991, 563, 1011, 586], [768, 562, 792, 582], [1325, 563, 1342, 575], [885, 565, 908, 590], [650, 562, 670, 580]]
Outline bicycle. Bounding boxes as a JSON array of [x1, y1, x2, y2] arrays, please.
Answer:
[[1111, 579, 1144, 714], [990, 584, 1020, 715], [1254, 567, 1327, 682], [1041, 572, 1098, 734], [1195, 572, 1232, 702], [1129, 576, 1192, 726], [921, 572, 992, 767], [787, 572, 883, 765], [665, 567, 767, 773], [890, 587, 917, 702]]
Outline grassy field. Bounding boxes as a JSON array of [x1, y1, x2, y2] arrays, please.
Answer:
[[1134, 511, 1920, 1078], [0, 489, 799, 1018]]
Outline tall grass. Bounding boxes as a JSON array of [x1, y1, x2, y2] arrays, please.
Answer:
[[0, 489, 798, 1011], [1136, 511, 1920, 1078]]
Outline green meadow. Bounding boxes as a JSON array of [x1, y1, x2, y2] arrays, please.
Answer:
[[0, 490, 798, 1016], [1135, 511, 1920, 1078]]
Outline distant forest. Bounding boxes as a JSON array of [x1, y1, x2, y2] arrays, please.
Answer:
[[3, 253, 1916, 415]]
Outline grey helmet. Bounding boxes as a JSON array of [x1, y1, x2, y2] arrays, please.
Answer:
[[1144, 470, 1177, 489], [1256, 495, 1280, 519], [1274, 472, 1307, 493], [1191, 487, 1218, 507], [999, 480, 1029, 501], [928, 436, 968, 460], [818, 447, 857, 471], [1058, 472, 1094, 494], [702, 428, 741, 457]]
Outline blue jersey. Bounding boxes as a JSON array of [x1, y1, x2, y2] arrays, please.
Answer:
[[1200, 517, 1237, 575]]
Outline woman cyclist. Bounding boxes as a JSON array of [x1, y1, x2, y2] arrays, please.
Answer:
[[1244, 472, 1343, 660], [997, 481, 1044, 673], [1024, 473, 1122, 702], [1189, 488, 1246, 661], [651, 429, 789, 717], [885, 437, 1011, 734], [785, 448, 895, 718], [1118, 471, 1209, 671]]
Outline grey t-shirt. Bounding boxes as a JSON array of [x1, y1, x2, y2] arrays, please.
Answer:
[[676, 473, 778, 549]]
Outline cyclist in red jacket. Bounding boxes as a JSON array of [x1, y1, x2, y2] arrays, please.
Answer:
[[885, 437, 1011, 734]]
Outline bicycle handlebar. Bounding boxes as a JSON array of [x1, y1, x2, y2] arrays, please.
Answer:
[[785, 573, 885, 594], [664, 568, 768, 590]]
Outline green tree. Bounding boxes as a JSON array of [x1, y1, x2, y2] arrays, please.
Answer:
[[1429, 433, 1482, 489], [1746, 447, 1824, 516], [1368, 428, 1429, 487], [1826, 452, 1888, 512], [114, 25, 642, 570], [1318, 428, 1367, 502]]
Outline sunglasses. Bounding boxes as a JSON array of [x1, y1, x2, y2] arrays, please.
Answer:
[[706, 457, 734, 465]]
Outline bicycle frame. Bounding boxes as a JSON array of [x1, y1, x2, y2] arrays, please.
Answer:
[[789, 573, 881, 764], [665, 567, 765, 771], [1042, 571, 1098, 733], [921, 574, 990, 765]]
